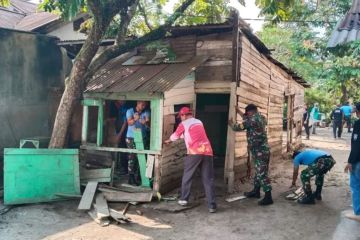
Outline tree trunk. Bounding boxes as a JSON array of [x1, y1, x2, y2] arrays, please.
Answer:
[[340, 82, 348, 104], [49, 23, 106, 148]]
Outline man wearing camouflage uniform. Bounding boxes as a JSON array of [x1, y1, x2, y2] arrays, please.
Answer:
[[291, 149, 336, 204], [229, 104, 273, 205]]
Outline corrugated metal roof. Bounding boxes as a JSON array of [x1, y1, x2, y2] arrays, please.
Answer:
[[0, 0, 58, 31], [86, 56, 208, 93], [15, 11, 59, 31], [0, 8, 24, 28], [327, 0, 360, 47]]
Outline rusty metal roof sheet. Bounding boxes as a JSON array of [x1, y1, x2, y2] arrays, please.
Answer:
[[327, 0, 360, 47], [86, 56, 208, 93]]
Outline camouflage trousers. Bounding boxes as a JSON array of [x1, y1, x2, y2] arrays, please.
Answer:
[[300, 156, 336, 193], [250, 146, 272, 192], [126, 138, 139, 175]]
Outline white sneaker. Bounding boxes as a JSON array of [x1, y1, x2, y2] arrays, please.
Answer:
[[345, 212, 360, 222], [178, 200, 188, 206]]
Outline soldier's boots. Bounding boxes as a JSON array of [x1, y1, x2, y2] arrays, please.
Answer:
[[244, 187, 261, 199], [298, 191, 315, 204], [258, 191, 273, 206], [314, 186, 322, 201]]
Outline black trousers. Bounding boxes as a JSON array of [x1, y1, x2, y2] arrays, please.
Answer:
[[180, 155, 216, 209], [333, 121, 343, 138], [304, 123, 311, 138]]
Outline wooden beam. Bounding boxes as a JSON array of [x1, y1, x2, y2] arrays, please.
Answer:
[[81, 105, 89, 144], [94, 193, 110, 218], [102, 190, 153, 202], [80, 144, 160, 155], [78, 181, 98, 210], [97, 100, 104, 146]]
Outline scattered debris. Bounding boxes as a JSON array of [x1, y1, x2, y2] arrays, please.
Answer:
[[225, 194, 247, 202], [122, 202, 131, 215], [55, 193, 82, 199], [143, 201, 201, 213], [0, 203, 13, 215], [88, 208, 110, 227], [285, 187, 304, 200], [109, 208, 131, 223], [78, 181, 98, 210], [101, 189, 153, 203], [136, 210, 143, 216]]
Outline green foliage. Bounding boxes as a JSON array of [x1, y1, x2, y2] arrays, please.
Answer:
[[255, 0, 301, 22], [175, 0, 231, 25], [0, 0, 10, 6], [305, 88, 333, 115], [258, 0, 359, 105], [40, 0, 87, 20]]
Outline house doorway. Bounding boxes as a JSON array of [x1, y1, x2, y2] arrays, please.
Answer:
[[195, 94, 230, 174]]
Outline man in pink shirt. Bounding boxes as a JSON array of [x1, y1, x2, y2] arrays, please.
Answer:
[[164, 107, 217, 213]]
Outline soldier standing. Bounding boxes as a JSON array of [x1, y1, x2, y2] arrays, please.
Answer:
[[229, 104, 273, 205]]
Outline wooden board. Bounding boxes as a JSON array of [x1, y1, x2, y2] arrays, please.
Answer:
[[102, 190, 153, 202], [78, 181, 98, 210], [95, 193, 110, 218], [88, 209, 110, 227], [4, 148, 80, 205], [80, 168, 111, 183], [146, 155, 155, 178]]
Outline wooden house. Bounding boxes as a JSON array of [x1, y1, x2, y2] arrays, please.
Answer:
[[79, 14, 309, 193]]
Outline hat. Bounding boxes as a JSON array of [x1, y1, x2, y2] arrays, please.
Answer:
[[177, 107, 192, 117]]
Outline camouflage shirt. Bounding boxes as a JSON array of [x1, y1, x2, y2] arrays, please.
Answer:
[[232, 113, 269, 149]]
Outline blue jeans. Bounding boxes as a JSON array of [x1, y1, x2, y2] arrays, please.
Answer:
[[350, 162, 360, 215]]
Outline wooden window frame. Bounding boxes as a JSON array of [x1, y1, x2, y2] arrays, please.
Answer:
[[81, 93, 163, 155]]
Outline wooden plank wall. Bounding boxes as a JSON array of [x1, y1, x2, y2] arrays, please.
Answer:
[[158, 76, 195, 193], [235, 34, 302, 179], [195, 33, 233, 93]]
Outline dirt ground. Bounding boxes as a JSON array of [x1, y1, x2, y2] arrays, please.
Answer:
[[1, 128, 360, 240]]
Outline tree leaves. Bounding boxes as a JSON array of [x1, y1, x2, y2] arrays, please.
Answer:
[[40, 0, 86, 20]]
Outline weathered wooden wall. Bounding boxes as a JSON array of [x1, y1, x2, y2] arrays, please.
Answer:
[[195, 33, 233, 93], [158, 76, 195, 193], [233, 33, 303, 180]]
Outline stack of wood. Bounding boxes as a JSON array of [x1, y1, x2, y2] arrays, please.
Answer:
[[78, 181, 153, 226]]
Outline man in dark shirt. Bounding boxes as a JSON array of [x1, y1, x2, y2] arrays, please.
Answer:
[[345, 103, 360, 222], [330, 104, 344, 139]]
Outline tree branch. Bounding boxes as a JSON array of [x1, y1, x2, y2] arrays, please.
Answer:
[[87, 0, 195, 78], [116, 0, 139, 45], [138, 1, 153, 31]]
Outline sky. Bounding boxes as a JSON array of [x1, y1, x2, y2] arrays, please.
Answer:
[[164, 0, 263, 32], [30, 0, 263, 32]]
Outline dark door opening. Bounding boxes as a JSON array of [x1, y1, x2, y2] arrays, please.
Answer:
[[195, 94, 230, 170]]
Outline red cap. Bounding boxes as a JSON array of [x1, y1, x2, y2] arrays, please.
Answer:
[[177, 107, 192, 117]]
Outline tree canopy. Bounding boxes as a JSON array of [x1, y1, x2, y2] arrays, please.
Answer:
[[258, 0, 360, 113]]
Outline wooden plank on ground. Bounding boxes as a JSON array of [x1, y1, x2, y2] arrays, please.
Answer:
[[78, 181, 98, 210], [109, 208, 130, 222], [102, 190, 153, 202], [95, 193, 110, 218], [225, 194, 247, 202], [88, 209, 110, 227]]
